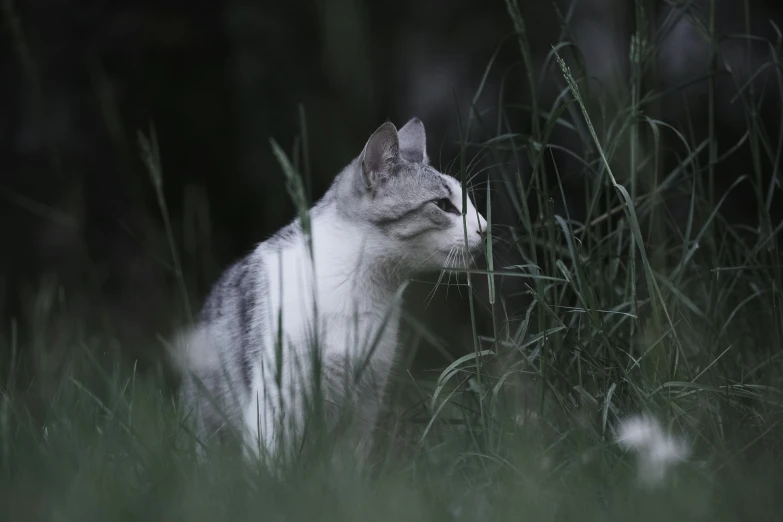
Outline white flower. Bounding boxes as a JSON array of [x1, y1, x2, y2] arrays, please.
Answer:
[[615, 413, 690, 487]]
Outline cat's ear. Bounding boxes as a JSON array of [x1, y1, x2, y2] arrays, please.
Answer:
[[398, 117, 428, 164], [360, 122, 400, 189]]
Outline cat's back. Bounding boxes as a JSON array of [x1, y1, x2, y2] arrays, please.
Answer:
[[194, 221, 313, 359], [200, 252, 258, 323], [199, 219, 303, 327]]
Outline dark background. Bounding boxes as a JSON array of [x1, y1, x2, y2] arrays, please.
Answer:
[[2, 0, 782, 372]]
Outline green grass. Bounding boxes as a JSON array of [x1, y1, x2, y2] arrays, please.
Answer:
[[3, 1, 783, 520]]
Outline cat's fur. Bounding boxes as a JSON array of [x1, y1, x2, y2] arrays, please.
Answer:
[[174, 118, 486, 464]]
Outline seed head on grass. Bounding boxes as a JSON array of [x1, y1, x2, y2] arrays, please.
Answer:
[[615, 413, 691, 488]]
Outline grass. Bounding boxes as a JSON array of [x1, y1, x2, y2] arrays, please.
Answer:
[[2, 1, 783, 520]]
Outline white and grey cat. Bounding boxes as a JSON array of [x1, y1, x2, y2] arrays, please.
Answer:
[[174, 117, 487, 464]]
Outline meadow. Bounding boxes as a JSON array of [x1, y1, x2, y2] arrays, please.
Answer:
[[1, 1, 782, 520]]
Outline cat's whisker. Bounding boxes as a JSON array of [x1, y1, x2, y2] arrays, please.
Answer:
[[489, 235, 512, 247], [466, 158, 513, 185], [445, 246, 461, 299], [460, 249, 469, 297], [392, 251, 410, 281], [425, 247, 454, 307]]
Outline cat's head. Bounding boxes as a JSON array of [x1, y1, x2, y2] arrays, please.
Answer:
[[339, 118, 487, 272]]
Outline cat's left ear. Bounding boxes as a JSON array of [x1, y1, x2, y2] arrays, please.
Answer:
[[360, 122, 400, 190], [398, 117, 429, 164]]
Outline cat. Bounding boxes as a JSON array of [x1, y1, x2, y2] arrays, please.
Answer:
[[173, 117, 487, 466]]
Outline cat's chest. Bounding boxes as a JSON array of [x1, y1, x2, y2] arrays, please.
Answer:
[[282, 296, 401, 361], [318, 307, 401, 360], [260, 242, 400, 360]]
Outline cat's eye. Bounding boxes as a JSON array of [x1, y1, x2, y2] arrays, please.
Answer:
[[433, 198, 460, 216]]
